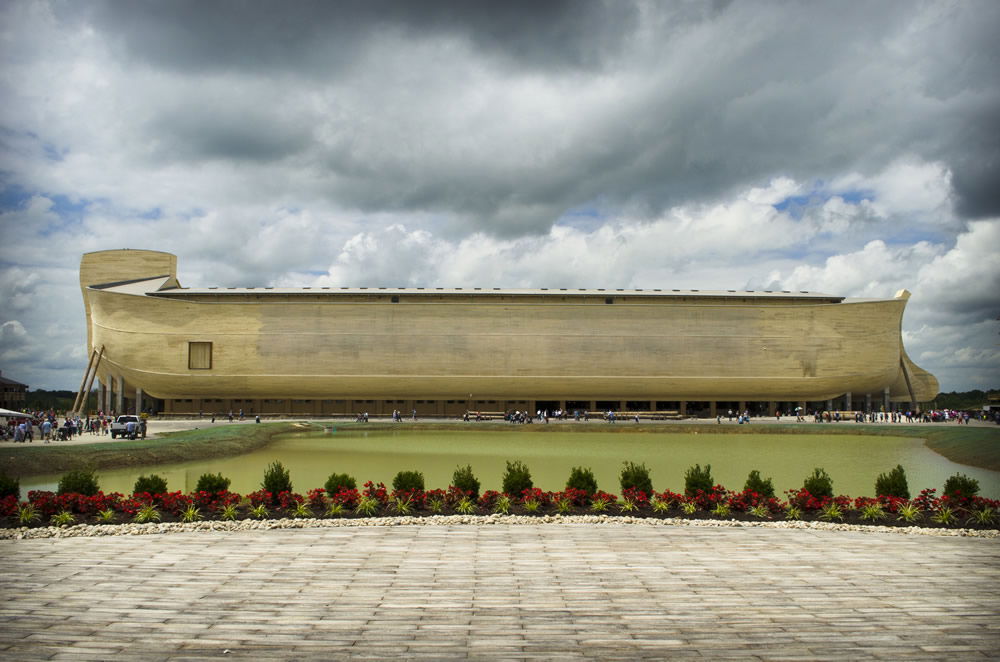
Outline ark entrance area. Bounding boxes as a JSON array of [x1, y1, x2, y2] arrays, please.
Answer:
[[150, 394, 895, 419]]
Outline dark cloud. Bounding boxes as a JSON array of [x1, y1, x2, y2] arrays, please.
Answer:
[[77, 0, 640, 75], [52, 0, 999, 232]]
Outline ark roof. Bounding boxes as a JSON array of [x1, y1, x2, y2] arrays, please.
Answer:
[[90, 277, 846, 303]]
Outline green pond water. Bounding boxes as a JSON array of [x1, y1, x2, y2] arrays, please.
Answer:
[[21, 428, 1000, 499]]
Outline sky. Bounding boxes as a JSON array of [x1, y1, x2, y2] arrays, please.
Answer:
[[0, 0, 998, 394]]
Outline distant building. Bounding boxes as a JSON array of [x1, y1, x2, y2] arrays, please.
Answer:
[[76, 249, 939, 417], [0, 371, 28, 411]]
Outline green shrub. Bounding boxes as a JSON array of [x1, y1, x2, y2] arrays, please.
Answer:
[[0, 472, 19, 499], [943, 473, 979, 500], [501, 460, 533, 497], [324, 473, 357, 496], [619, 461, 653, 494], [684, 464, 714, 497], [874, 464, 909, 499], [802, 467, 834, 498], [566, 466, 598, 495], [262, 461, 292, 498], [133, 474, 168, 495], [451, 465, 480, 499], [195, 473, 231, 494], [743, 470, 775, 498], [392, 470, 425, 492], [57, 469, 99, 496]]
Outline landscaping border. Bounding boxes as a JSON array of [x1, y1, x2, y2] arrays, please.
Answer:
[[3, 513, 997, 541]]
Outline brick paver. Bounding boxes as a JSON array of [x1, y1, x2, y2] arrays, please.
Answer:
[[1, 524, 997, 660]]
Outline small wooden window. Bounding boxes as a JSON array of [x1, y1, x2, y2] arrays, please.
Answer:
[[188, 342, 213, 369]]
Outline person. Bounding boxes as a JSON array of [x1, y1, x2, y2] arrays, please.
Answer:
[[41, 419, 51, 442], [412, 409, 417, 421], [125, 419, 137, 440], [140, 418, 147, 439], [255, 415, 261, 424], [728, 409, 733, 421]]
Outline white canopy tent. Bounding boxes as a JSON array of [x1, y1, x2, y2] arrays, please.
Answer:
[[0, 408, 32, 418]]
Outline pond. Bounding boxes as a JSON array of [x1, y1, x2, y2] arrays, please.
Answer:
[[20, 427, 1000, 499]]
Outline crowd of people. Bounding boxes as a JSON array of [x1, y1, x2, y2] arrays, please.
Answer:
[[1, 410, 145, 442]]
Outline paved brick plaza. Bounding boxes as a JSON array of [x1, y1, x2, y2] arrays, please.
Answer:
[[1, 524, 998, 660]]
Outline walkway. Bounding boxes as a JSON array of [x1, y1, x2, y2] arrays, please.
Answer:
[[1, 524, 997, 660]]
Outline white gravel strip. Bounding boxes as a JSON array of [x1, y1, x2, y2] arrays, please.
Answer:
[[2, 514, 997, 540]]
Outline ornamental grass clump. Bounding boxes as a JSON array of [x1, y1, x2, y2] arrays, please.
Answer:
[[874, 465, 910, 500], [710, 502, 731, 518], [18, 503, 40, 526], [262, 461, 292, 502], [133, 503, 161, 524], [50, 510, 75, 527], [451, 465, 480, 500], [651, 497, 672, 514], [492, 494, 512, 515], [392, 471, 425, 493], [133, 474, 168, 496], [896, 502, 922, 523], [324, 473, 357, 496], [354, 496, 380, 517], [195, 473, 231, 494], [619, 461, 652, 495], [96, 508, 116, 524], [743, 470, 775, 499], [57, 469, 100, 497], [818, 502, 844, 522], [501, 461, 533, 497], [566, 466, 598, 496], [684, 464, 713, 497], [454, 497, 477, 514], [859, 503, 887, 522], [802, 468, 834, 499], [966, 507, 996, 526], [180, 504, 202, 523], [589, 495, 611, 512]]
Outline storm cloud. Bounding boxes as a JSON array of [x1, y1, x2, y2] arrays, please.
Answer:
[[0, 0, 997, 391]]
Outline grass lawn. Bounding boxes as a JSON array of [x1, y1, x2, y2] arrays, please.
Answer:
[[0, 423, 303, 477]]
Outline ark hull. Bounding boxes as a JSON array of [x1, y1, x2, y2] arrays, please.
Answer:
[[79, 250, 939, 413]]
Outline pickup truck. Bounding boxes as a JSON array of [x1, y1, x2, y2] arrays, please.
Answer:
[[110, 415, 141, 439]]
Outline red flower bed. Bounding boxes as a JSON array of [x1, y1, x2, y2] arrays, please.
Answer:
[[4, 482, 997, 530]]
